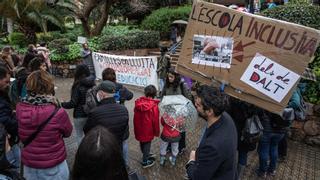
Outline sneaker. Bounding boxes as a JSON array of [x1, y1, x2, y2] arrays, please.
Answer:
[[148, 156, 156, 161], [169, 156, 176, 166], [255, 169, 267, 178], [141, 159, 155, 168], [278, 156, 286, 163], [267, 170, 276, 176], [160, 156, 166, 166], [149, 153, 156, 158]]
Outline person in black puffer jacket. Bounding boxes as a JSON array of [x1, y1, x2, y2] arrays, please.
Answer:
[[83, 80, 129, 167], [62, 64, 95, 145]]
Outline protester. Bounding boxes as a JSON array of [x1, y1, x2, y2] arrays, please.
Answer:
[[83, 80, 129, 166], [36, 42, 51, 73], [10, 46, 22, 67], [81, 43, 95, 78], [16, 70, 73, 180], [256, 111, 286, 177], [157, 47, 171, 93], [161, 68, 192, 154], [101, 67, 133, 104], [72, 125, 128, 180], [0, 46, 15, 75], [0, 65, 20, 173], [61, 64, 95, 145], [170, 26, 178, 45], [22, 45, 38, 69], [159, 108, 181, 166], [279, 83, 305, 162], [186, 85, 237, 180], [133, 85, 159, 168], [227, 97, 260, 179], [100, 67, 133, 167], [28, 56, 47, 72], [9, 56, 46, 107]]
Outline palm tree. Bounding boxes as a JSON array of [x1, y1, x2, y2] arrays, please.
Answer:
[[0, 0, 77, 43]]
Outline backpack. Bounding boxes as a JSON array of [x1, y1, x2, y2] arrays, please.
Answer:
[[294, 90, 306, 121], [83, 86, 122, 114], [8, 81, 27, 107], [83, 87, 98, 114], [241, 115, 264, 144], [114, 89, 121, 104]]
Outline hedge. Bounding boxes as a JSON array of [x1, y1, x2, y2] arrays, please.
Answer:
[[261, 4, 320, 104], [141, 6, 191, 38], [9, 32, 28, 47], [98, 30, 160, 51]]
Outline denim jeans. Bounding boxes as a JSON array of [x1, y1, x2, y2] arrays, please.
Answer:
[[6, 144, 21, 170], [24, 160, 69, 180], [74, 117, 87, 145], [122, 139, 129, 167], [159, 79, 165, 92], [160, 139, 179, 157], [258, 132, 285, 173], [238, 150, 248, 166]]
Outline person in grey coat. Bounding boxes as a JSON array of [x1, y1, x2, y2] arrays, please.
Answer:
[[81, 43, 95, 78]]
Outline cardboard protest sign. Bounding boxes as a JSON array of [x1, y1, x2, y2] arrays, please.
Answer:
[[77, 36, 87, 44], [92, 52, 158, 89], [176, 1, 320, 113]]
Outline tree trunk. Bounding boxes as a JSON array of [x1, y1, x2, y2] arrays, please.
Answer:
[[91, 2, 111, 36], [7, 18, 13, 34]]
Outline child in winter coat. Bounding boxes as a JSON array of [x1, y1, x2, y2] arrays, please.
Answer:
[[133, 85, 160, 168], [159, 113, 181, 166]]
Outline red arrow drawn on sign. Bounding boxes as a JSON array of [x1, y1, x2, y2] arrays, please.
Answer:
[[232, 41, 256, 62]]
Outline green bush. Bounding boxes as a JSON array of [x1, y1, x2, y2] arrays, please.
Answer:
[[98, 30, 159, 51], [9, 32, 28, 47], [261, 4, 320, 104], [48, 38, 72, 53], [50, 43, 81, 62], [141, 6, 191, 38], [37, 33, 54, 43]]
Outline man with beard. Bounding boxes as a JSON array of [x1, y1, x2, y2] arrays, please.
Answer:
[[186, 85, 237, 180]]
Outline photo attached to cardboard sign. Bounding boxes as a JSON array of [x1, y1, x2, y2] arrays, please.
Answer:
[[240, 53, 300, 103], [192, 35, 233, 68]]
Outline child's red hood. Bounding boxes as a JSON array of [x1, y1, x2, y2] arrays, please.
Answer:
[[135, 97, 160, 112]]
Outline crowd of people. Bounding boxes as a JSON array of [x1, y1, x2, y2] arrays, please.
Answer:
[[0, 43, 305, 180]]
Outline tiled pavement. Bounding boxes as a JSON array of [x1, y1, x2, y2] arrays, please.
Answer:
[[55, 78, 320, 180]]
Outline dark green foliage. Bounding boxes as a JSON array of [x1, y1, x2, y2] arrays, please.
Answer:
[[48, 38, 72, 53], [141, 6, 191, 37], [261, 4, 320, 30], [261, 4, 320, 104], [37, 33, 54, 43], [98, 30, 159, 51], [9, 32, 28, 47], [50, 42, 81, 62]]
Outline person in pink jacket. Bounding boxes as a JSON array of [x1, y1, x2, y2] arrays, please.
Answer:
[[16, 70, 72, 180]]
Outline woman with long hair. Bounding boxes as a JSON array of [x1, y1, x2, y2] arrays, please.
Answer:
[[16, 70, 72, 180], [160, 68, 192, 163], [72, 126, 128, 180], [62, 64, 95, 145]]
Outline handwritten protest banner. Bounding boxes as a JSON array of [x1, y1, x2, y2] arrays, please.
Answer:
[[92, 52, 158, 89], [176, 1, 320, 113]]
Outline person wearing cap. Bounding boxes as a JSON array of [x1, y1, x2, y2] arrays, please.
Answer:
[[83, 80, 129, 147]]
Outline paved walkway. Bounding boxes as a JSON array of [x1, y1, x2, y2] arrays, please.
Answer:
[[55, 78, 320, 180]]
